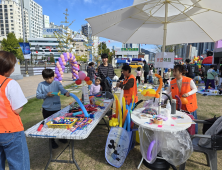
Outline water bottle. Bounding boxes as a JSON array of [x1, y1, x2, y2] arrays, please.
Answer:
[[165, 100, 171, 119], [171, 99, 176, 114]]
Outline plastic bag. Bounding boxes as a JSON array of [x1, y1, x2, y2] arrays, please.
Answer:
[[138, 126, 193, 166], [159, 130, 193, 166], [138, 126, 161, 164]]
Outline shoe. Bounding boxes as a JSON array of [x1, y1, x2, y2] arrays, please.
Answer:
[[59, 139, 68, 144], [51, 140, 59, 149]]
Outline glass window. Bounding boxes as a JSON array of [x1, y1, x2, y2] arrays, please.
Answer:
[[0, 5, 2, 8], [0, 17, 2, 19], [5, 24, 8, 27], [1, 31, 4, 34], [5, 13, 7, 15], [10, 5, 12, 7], [11, 24, 14, 26], [1, 28, 3, 30], [11, 20, 13, 22], [10, 13, 13, 15], [4, 9, 7, 12], [0, 9, 2, 12], [11, 16, 13, 19], [6, 31, 9, 34], [5, 20, 8, 23], [10, 9, 12, 11], [0, 20, 2, 23], [1, 24, 3, 27], [0, 13, 2, 15], [4, 5, 7, 8], [11, 28, 14, 30]]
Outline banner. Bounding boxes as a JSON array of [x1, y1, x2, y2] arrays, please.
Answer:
[[155, 52, 174, 68], [19, 43, 30, 55], [24, 54, 31, 59]]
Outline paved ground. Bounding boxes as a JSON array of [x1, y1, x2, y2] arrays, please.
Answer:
[[16, 73, 74, 99]]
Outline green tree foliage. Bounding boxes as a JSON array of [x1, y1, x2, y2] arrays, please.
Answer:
[[54, 9, 75, 53], [98, 42, 114, 63], [76, 55, 87, 63], [1, 33, 24, 61], [50, 55, 55, 62]]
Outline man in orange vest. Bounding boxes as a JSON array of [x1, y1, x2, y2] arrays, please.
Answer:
[[166, 65, 198, 133], [0, 51, 30, 169], [117, 65, 138, 105]]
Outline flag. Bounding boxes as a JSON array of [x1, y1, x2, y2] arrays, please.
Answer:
[[108, 40, 111, 43], [36, 51, 38, 54]]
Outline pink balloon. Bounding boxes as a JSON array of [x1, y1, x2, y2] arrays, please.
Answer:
[[56, 61, 60, 66], [59, 71, 63, 75], [61, 55, 64, 59], [61, 75, 63, 78], [73, 64, 78, 67], [59, 68, 62, 71], [73, 58, 76, 62], [78, 71, 86, 80], [54, 74, 57, 77], [63, 62, 66, 65]]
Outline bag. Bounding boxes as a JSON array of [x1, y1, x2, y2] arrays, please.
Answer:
[[101, 64, 113, 92], [202, 116, 220, 134]]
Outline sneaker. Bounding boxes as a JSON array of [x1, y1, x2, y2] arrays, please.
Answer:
[[59, 139, 68, 144], [51, 140, 59, 149]]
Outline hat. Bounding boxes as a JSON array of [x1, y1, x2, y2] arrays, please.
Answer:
[[101, 54, 108, 59]]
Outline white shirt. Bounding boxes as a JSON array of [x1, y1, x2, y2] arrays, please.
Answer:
[[149, 70, 153, 76], [166, 77, 197, 96], [5, 80, 27, 111], [164, 72, 170, 79]]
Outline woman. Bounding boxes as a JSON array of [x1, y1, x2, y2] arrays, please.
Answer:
[[117, 65, 138, 105], [87, 62, 95, 89], [166, 65, 198, 133]]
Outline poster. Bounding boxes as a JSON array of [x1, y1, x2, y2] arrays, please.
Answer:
[[155, 52, 174, 68], [19, 43, 31, 55]]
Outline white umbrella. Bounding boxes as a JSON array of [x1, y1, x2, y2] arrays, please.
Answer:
[[86, 0, 222, 113]]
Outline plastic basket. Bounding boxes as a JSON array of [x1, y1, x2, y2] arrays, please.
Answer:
[[46, 118, 78, 129]]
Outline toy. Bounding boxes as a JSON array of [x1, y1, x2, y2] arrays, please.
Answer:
[[180, 97, 188, 105], [51, 92, 64, 96], [109, 118, 119, 127], [141, 74, 162, 98], [142, 108, 158, 115], [54, 52, 79, 83]]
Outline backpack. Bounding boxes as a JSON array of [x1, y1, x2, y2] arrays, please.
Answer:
[[101, 64, 113, 92]]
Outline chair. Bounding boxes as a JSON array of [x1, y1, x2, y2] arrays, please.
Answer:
[[179, 119, 222, 170], [97, 91, 114, 133]]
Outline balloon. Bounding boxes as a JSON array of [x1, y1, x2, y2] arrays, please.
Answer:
[[54, 78, 58, 81], [59, 71, 63, 75], [78, 71, 86, 80], [55, 67, 59, 71], [63, 62, 66, 65], [57, 65, 61, 68], [181, 97, 188, 104], [57, 73, 61, 77], [61, 55, 64, 59], [54, 74, 57, 77], [61, 65, 65, 69], [55, 70, 59, 74], [58, 77, 62, 81], [59, 61, 63, 65], [87, 80, 92, 85], [75, 79, 82, 85], [61, 75, 63, 78], [84, 77, 90, 81], [59, 68, 62, 71], [70, 93, 89, 117]]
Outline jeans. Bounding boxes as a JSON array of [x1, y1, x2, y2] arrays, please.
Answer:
[[148, 76, 153, 84], [0, 131, 30, 170], [205, 79, 215, 90], [191, 110, 198, 134], [144, 72, 148, 83]]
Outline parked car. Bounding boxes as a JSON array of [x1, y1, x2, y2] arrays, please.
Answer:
[[129, 63, 143, 68]]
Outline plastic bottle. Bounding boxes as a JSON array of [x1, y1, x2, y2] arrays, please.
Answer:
[[171, 99, 176, 114], [165, 100, 171, 119]]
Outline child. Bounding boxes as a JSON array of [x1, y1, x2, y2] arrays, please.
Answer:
[[163, 69, 171, 85], [136, 67, 141, 84], [193, 73, 202, 84], [90, 77, 101, 95], [0, 51, 30, 169], [36, 69, 70, 149], [148, 67, 154, 84]]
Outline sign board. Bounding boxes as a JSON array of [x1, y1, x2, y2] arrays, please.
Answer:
[[43, 28, 62, 35], [24, 54, 31, 59], [155, 52, 174, 68], [121, 48, 138, 51], [19, 43, 30, 54]]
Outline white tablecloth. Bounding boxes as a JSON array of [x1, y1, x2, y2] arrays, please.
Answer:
[[131, 107, 192, 133], [25, 99, 113, 140]]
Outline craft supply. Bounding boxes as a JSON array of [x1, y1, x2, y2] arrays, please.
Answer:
[[72, 111, 82, 116], [153, 118, 163, 125], [142, 108, 157, 115], [171, 99, 176, 114], [156, 115, 168, 121], [37, 121, 44, 131], [109, 118, 119, 127]]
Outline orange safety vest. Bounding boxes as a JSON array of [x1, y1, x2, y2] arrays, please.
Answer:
[[0, 75, 24, 133], [123, 74, 138, 105], [171, 76, 198, 112]]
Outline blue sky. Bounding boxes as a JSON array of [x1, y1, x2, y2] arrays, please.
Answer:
[[36, 0, 156, 52]]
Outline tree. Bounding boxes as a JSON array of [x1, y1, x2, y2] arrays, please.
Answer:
[[1, 32, 24, 61], [49, 54, 55, 62], [108, 49, 115, 63], [98, 42, 110, 55], [17, 37, 28, 43], [75, 54, 87, 62], [54, 9, 75, 53]]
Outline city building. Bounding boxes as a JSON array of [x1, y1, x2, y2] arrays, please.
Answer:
[[92, 36, 99, 57], [0, 0, 29, 40], [73, 33, 88, 58], [43, 14, 49, 28], [28, 38, 61, 61], [114, 46, 139, 58], [81, 23, 91, 38], [24, 0, 43, 38], [141, 48, 155, 62], [188, 42, 214, 56]]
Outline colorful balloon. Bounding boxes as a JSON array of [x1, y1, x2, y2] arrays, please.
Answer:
[[87, 80, 92, 85], [84, 77, 90, 81], [75, 79, 82, 85], [78, 71, 86, 80]]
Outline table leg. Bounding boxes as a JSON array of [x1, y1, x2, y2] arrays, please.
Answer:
[[137, 157, 143, 169], [44, 139, 53, 170], [71, 140, 81, 170]]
